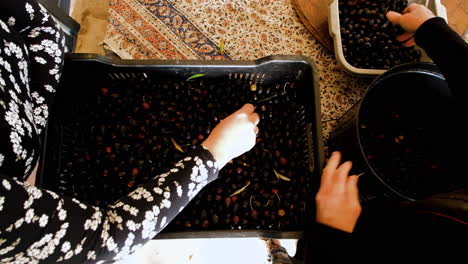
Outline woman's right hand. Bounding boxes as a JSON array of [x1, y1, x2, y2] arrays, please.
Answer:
[[315, 152, 362, 233], [386, 3, 435, 47], [202, 104, 260, 168]]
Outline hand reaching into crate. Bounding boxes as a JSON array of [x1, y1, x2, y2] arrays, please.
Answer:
[[0, 1, 262, 258], [315, 151, 362, 233], [202, 104, 260, 168], [386, 3, 435, 47], [386, 3, 467, 98]]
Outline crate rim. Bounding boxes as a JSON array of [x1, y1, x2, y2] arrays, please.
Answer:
[[155, 230, 304, 240], [67, 53, 319, 68]]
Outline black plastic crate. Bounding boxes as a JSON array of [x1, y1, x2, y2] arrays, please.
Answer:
[[39, 54, 324, 239]]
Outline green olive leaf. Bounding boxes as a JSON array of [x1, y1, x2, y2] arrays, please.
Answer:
[[219, 39, 225, 54], [229, 181, 250, 197], [171, 138, 185, 153], [257, 93, 277, 103], [186, 74, 206, 81], [274, 169, 291, 181]]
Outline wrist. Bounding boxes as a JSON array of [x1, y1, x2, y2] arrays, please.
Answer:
[[316, 215, 355, 233], [317, 221, 354, 233], [201, 140, 228, 167], [414, 16, 442, 45]]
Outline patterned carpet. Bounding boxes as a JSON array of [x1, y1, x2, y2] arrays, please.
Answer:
[[104, 0, 373, 142]]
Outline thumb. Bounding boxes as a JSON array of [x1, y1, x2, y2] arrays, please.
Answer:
[[386, 11, 402, 25]]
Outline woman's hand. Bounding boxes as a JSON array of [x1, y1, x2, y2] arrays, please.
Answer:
[[386, 3, 435, 47], [315, 151, 362, 233], [202, 104, 260, 168]]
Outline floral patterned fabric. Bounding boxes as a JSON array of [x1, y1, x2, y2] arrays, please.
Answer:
[[0, 1, 220, 263], [0, 0, 64, 180]]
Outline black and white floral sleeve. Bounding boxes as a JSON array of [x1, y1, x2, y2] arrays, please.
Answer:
[[0, 0, 65, 179], [1, 146, 220, 263], [0, 0, 65, 137]]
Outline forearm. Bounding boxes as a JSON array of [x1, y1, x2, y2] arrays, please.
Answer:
[[0, 147, 219, 263], [414, 17, 468, 98]]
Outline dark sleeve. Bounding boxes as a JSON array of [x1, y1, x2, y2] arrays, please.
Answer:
[[0, 146, 220, 263], [0, 0, 65, 136], [414, 17, 468, 98], [302, 223, 354, 263]]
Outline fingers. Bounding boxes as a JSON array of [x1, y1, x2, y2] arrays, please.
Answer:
[[247, 123, 257, 150], [237, 103, 255, 114], [405, 3, 419, 13], [336, 161, 353, 182], [324, 151, 341, 173], [321, 152, 355, 192], [396, 32, 416, 47], [396, 32, 414, 42], [249, 112, 260, 125], [386, 11, 402, 25], [334, 161, 353, 190], [237, 105, 260, 136], [250, 113, 260, 137], [401, 38, 416, 47], [234, 104, 260, 128], [321, 152, 341, 187], [347, 175, 361, 201], [245, 110, 260, 137], [253, 126, 259, 135]]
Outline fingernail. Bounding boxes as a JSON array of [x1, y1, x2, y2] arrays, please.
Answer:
[[356, 173, 365, 177]]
